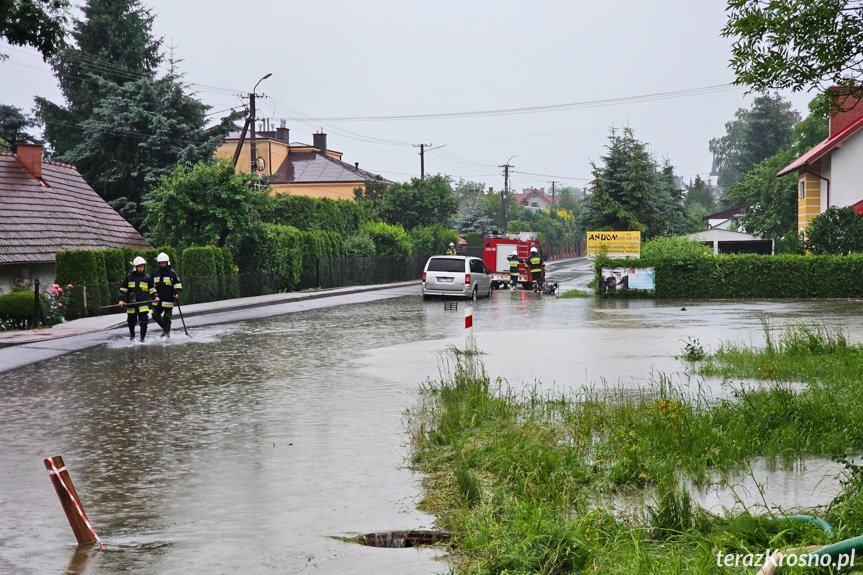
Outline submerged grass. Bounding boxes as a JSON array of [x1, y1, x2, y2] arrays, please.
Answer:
[[406, 321, 863, 573]]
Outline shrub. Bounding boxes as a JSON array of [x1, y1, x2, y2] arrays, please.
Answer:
[[181, 246, 218, 303], [507, 220, 532, 233], [641, 236, 713, 263], [54, 250, 108, 318], [269, 224, 302, 292], [265, 194, 367, 236], [409, 224, 460, 257], [0, 291, 48, 330], [102, 249, 128, 282], [805, 206, 863, 255], [360, 221, 411, 259], [344, 233, 376, 258], [596, 252, 863, 299], [465, 231, 483, 247]]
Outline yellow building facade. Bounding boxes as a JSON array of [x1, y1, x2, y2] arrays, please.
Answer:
[[215, 130, 390, 201], [796, 171, 822, 231]]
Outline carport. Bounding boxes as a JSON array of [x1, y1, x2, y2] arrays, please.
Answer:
[[685, 229, 774, 255]]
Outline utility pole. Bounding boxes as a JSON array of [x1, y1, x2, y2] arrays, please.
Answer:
[[499, 155, 517, 234], [413, 144, 446, 180], [249, 73, 272, 175], [413, 144, 431, 179], [549, 180, 559, 207]]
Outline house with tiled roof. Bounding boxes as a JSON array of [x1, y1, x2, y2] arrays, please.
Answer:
[[513, 188, 562, 212], [778, 86, 863, 232], [0, 143, 151, 288], [215, 127, 392, 201]]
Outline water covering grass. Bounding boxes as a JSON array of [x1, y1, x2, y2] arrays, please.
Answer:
[[406, 323, 863, 573]]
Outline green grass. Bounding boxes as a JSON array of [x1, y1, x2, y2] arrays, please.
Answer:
[[558, 289, 593, 299], [406, 322, 863, 573]]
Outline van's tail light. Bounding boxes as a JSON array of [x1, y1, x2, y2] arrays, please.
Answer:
[[422, 272, 426, 282], [465, 273, 471, 285]]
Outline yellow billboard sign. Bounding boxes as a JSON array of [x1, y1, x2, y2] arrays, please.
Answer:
[[586, 231, 641, 258]]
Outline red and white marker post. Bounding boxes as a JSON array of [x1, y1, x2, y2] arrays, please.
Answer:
[[465, 305, 474, 351], [465, 305, 477, 376]]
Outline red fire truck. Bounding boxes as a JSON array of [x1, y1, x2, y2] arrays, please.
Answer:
[[482, 232, 545, 290]]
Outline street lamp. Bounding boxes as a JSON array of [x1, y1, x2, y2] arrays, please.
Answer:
[[250, 73, 272, 175]]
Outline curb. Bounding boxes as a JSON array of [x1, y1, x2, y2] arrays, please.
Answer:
[[0, 280, 418, 348]]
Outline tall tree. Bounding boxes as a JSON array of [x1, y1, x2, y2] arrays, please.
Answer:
[[0, 0, 68, 60], [60, 71, 238, 227], [580, 128, 685, 238], [379, 174, 458, 230], [723, 0, 863, 94], [684, 176, 715, 212], [726, 94, 829, 240], [0, 104, 37, 149], [708, 93, 800, 188], [36, 0, 162, 157], [145, 160, 266, 249], [454, 200, 493, 235], [34, 0, 237, 228]]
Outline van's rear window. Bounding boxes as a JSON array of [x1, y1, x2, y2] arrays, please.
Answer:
[[427, 258, 466, 272]]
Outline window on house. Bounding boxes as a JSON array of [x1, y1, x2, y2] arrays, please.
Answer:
[[799, 180, 805, 199]]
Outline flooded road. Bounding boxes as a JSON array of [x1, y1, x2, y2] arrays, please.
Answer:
[[2, 258, 862, 573]]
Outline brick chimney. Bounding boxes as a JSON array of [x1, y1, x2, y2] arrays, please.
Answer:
[[829, 86, 863, 136], [16, 143, 42, 179], [313, 132, 327, 156], [275, 127, 290, 143]]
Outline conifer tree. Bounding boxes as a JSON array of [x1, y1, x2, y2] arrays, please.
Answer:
[[580, 128, 686, 238], [34, 0, 238, 228]]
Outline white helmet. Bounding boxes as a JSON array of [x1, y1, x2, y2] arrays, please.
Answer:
[[530, 247, 538, 253], [449, 242, 455, 247], [131, 256, 146, 267], [511, 250, 518, 257], [156, 252, 170, 263]]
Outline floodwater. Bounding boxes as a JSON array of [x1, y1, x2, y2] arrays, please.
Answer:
[[2, 258, 862, 573]]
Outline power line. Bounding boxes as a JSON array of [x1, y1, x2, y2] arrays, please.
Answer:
[[511, 170, 590, 181], [275, 84, 742, 122]]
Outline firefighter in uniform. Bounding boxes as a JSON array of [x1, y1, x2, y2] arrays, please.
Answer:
[[119, 256, 157, 342], [151, 252, 183, 338], [446, 242, 457, 255], [507, 250, 522, 289], [528, 247, 544, 291]]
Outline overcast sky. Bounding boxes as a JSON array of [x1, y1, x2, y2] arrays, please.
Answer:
[[1, 0, 816, 192]]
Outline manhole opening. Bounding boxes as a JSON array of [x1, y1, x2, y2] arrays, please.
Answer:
[[355, 529, 450, 548]]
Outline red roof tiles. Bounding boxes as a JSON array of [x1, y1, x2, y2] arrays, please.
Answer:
[[0, 153, 151, 265]]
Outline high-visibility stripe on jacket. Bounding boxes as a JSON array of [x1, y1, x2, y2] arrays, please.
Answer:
[[119, 270, 155, 312], [508, 256, 522, 275], [529, 255, 543, 273], [153, 266, 182, 304]]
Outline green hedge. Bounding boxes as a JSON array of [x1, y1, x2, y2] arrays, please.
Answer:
[[360, 221, 411, 260], [466, 232, 483, 247], [595, 253, 863, 299], [409, 224, 460, 257], [265, 194, 367, 236], [0, 291, 48, 330], [55, 250, 108, 318], [181, 246, 219, 304], [102, 249, 128, 282]]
